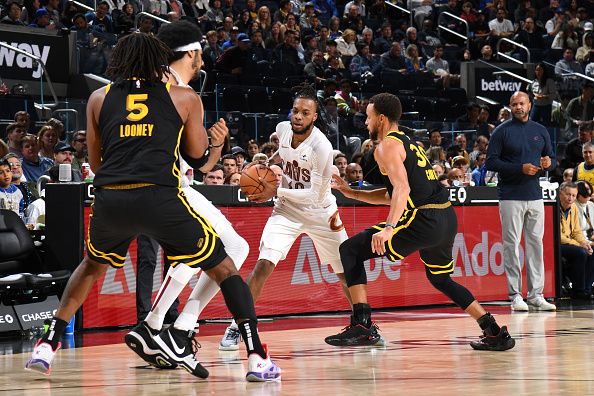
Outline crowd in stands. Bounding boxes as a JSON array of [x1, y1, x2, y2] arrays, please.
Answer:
[[3, 0, 594, 297]]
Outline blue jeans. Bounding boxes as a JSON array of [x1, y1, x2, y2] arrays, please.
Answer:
[[530, 104, 552, 126], [560, 244, 594, 293]]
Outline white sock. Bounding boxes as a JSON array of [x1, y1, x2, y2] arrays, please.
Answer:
[[174, 223, 249, 332], [145, 264, 198, 331], [229, 319, 238, 329], [174, 299, 201, 331]]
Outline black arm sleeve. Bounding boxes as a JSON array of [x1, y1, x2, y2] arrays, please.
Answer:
[[180, 147, 210, 169]]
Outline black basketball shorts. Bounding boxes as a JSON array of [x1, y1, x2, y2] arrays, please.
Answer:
[[86, 185, 227, 270]]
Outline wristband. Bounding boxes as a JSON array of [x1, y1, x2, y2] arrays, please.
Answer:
[[209, 142, 224, 148], [385, 223, 398, 229]]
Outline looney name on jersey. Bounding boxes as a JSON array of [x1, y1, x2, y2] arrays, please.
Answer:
[[119, 123, 154, 138], [284, 160, 311, 189]]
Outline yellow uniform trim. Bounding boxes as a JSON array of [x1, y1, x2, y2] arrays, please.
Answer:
[[172, 125, 184, 188], [101, 183, 155, 190], [385, 135, 403, 144], [422, 258, 454, 268], [421, 258, 454, 274], [386, 209, 418, 259], [407, 196, 415, 209], [417, 201, 451, 210], [166, 82, 171, 92], [428, 268, 455, 275], [166, 188, 218, 264], [105, 84, 111, 94], [86, 204, 126, 268]]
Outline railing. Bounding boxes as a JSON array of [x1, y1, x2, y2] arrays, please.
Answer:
[[478, 59, 532, 83], [53, 109, 79, 133], [475, 95, 499, 105], [544, 60, 594, 83], [198, 69, 207, 96], [71, 0, 94, 12], [134, 12, 171, 30], [496, 38, 531, 64], [0, 42, 58, 108], [386, 1, 413, 31], [438, 11, 470, 49]]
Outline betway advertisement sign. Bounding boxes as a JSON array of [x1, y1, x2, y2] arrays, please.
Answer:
[[81, 205, 556, 329], [0, 26, 74, 83], [476, 67, 527, 104]]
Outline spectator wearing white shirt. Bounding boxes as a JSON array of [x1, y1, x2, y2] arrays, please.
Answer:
[[576, 180, 594, 243], [343, 0, 365, 16], [545, 7, 565, 38], [488, 8, 514, 40]]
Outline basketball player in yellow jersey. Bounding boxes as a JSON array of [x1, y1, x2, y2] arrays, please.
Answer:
[[26, 33, 280, 382], [574, 142, 594, 186], [325, 93, 515, 351]]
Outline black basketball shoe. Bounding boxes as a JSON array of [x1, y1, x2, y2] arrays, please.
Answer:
[[124, 322, 177, 369], [154, 327, 209, 379], [470, 326, 516, 351], [325, 321, 382, 346]]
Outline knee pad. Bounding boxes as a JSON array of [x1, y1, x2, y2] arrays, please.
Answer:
[[427, 272, 475, 310], [219, 275, 257, 322], [166, 263, 200, 284], [339, 240, 367, 287]]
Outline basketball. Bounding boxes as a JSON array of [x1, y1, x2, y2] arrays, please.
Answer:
[[240, 164, 278, 196]]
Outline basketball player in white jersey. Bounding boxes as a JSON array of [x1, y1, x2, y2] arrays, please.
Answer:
[[124, 21, 262, 378], [219, 84, 353, 349]]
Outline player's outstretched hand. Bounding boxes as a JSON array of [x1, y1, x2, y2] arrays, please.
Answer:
[[208, 118, 228, 148], [331, 174, 351, 194], [248, 177, 277, 203]]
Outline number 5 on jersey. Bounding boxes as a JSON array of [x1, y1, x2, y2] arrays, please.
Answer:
[[126, 94, 149, 122]]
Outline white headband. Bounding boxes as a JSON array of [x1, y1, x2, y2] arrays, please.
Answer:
[[172, 41, 202, 52]]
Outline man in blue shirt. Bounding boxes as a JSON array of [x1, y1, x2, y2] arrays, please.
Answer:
[[486, 91, 556, 312]]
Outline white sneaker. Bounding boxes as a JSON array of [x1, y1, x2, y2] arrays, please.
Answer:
[[25, 339, 61, 375], [511, 295, 528, 311], [528, 296, 556, 311], [246, 344, 281, 382], [219, 325, 241, 351]]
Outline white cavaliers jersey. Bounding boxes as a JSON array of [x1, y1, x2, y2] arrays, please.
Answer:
[[275, 121, 336, 213]]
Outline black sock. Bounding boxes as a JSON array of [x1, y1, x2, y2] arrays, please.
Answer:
[[353, 303, 372, 328], [477, 313, 500, 336], [42, 318, 69, 349], [238, 319, 267, 359]]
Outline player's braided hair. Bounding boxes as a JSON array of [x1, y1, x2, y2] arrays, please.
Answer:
[[106, 33, 172, 86], [291, 82, 329, 134]]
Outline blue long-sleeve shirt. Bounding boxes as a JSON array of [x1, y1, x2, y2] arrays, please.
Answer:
[[486, 117, 554, 200]]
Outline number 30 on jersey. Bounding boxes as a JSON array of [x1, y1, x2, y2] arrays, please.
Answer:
[[409, 143, 438, 181]]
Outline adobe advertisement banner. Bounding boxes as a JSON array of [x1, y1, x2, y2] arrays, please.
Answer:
[[81, 205, 556, 329]]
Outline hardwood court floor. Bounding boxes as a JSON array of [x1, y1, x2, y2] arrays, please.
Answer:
[[1, 305, 594, 396]]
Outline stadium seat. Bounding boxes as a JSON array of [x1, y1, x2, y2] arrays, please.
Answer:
[[0, 209, 70, 296], [221, 86, 249, 112], [247, 87, 270, 113], [270, 89, 293, 114]]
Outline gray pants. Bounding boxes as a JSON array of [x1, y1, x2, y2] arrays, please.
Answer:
[[499, 200, 545, 300]]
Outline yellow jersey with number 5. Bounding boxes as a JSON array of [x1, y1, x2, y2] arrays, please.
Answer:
[[377, 130, 449, 209], [94, 80, 184, 188]]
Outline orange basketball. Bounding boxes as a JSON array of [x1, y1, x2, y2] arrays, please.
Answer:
[[240, 164, 278, 196]]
